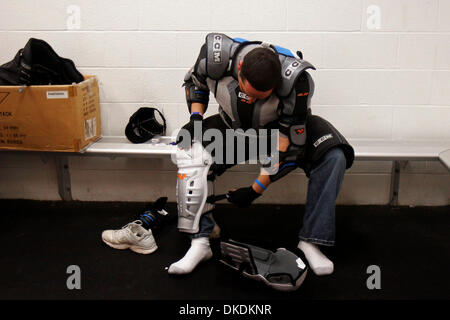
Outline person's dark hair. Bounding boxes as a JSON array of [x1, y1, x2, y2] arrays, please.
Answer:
[[240, 47, 282, 92]]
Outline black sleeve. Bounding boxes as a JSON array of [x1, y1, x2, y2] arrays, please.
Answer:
[[183, 43, 210, 112], [190, 43, 208, 86]]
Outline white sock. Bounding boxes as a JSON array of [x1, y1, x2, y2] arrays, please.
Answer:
[[168, 237, 213, 275], [298, 240, 334, 276]]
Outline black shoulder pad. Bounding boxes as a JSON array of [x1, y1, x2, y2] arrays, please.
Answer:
[[276, 57, 316, 97], [205, 33, 235, 80]]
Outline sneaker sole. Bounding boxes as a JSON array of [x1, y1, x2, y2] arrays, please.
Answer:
[[102, 238, 158, 254], [130, 245, 158, 255], [102, 239, 130, 250]]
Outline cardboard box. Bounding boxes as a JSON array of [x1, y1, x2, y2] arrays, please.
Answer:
[[0, 76, 101, 152]]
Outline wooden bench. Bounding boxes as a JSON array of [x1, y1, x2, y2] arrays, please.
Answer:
[[2, 136, 449, 204]]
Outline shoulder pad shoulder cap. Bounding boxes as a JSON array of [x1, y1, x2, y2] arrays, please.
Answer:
[[205, 33, 235, 80], [277, 57, 316, 97]]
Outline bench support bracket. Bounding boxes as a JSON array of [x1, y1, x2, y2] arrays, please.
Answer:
[[55, 155, 73, 201], [389, 160, 408, 206]]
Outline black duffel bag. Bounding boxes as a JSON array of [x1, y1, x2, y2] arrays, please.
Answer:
[[0, 38, 84, 86]]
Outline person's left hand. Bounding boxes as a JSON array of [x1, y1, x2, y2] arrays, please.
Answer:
[[226, 186, 261, 208]]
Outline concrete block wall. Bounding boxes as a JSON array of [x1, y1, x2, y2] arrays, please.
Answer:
[[0, 0, 449, 205]]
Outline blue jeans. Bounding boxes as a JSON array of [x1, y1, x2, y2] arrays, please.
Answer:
[[190, 147, 346, 245], [298, 147, 346, 246], [190, 212, 215, 239]]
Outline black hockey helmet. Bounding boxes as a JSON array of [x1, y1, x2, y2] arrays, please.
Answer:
[[125, 107, 166, 144]]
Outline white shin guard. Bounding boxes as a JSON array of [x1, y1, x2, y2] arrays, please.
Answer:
[[176, 141, 215, 234]]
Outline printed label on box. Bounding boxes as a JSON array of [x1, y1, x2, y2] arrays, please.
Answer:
[[0, 92, 9, 104], [84, 117, 96, 140], [0, 124, 27, 145], [46, 90, 68, 99]]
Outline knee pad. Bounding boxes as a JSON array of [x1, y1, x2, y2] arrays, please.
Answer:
[[220, 239, 308, 291], [305, 115, 354, 169], [176, 141, 215, 234]]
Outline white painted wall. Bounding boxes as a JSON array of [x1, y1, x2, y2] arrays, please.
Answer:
[[0, 0, 449, 205]]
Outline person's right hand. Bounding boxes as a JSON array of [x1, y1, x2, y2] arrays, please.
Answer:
[[176, 112, 203, 148], [226, 186, 261, 208]]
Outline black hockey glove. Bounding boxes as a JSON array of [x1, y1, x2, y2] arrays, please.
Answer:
[[226, 186, 261, 208]]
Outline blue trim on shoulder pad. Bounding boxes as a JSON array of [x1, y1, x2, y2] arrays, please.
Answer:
[[233, 37, 249, 43], [274, 45, 295, 57]]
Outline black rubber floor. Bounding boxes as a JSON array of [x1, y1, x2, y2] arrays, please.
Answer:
[[0, 199, 448, 300]]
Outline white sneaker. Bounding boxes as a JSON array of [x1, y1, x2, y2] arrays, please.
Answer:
[[102, 220, 158, 254]]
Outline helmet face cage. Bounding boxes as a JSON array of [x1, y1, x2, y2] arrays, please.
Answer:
[[126, 107, 166, 143]]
